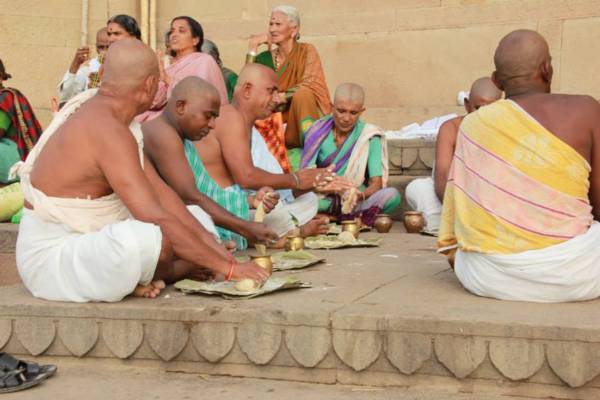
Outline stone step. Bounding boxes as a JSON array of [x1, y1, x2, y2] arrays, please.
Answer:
[[1, 229, 599, 400]]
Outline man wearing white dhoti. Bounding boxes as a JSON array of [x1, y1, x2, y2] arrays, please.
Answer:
[[15, 40, 268, 303]]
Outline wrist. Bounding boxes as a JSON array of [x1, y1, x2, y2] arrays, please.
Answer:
[[291, 172, 300, 189], [225, 259, 235, 281]]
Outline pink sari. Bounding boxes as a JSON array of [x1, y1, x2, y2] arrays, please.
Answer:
[[137, 52, 228, 122]]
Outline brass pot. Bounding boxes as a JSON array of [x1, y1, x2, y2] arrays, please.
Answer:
[[403, 211, 425, 233], [250, 254, 273, 276], [285, 235, 305, 251], [341, 220, 360, 239], [374, 214, 394, 233]]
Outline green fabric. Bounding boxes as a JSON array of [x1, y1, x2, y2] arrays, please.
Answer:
[[0, 182, 23, 222], [0, 110, 12, 131], [255, 51, 275, 70], [308, 120, 382, 181], [0, 138, 20, 184], [287, 147, 302, 172], [382, 192, 401, 214], [0, 110, 19, 184], [10, 207, 22, 224], [222, 67, 238, 103], [184, 139, 249, 250]]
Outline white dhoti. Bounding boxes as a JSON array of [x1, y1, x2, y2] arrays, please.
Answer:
[[17, 209, 162, 302], [405, 177, 442, 232], [250, 192, 318, 237], [455, 222, 600, 303], [186, 205, 219, 240]]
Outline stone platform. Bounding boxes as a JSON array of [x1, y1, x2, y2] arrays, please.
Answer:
[[1, 226, 600, 399]]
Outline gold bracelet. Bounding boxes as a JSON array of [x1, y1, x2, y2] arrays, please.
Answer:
[[245, 53, 256, 63]]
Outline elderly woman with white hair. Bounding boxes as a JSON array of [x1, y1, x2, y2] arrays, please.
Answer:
[[248, 5, 331, 171]]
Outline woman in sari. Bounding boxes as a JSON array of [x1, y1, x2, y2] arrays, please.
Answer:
[[301, 83, 401, 226], [0, 58, 42, 221], [247, 5, 331, 170], [137, 16, 228, 122]]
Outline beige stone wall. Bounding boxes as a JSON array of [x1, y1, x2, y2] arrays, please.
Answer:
[[2, 0, 600, 129]]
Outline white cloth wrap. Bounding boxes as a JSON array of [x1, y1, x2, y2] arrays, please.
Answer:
[[17, 209, 162, 302], [455, 222, 600, 303]]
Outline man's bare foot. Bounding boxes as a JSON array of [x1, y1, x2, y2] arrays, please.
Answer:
[[133, 280, 165, 298], [299, 217, 330, 237]]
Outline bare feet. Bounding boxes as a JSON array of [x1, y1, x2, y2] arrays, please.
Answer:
[[299, 217, 330, 237], [133, 280, 165, 298]]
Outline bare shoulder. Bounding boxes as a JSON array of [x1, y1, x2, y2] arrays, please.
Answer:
[[142, 119, 179, 155], [215, 105, 245, 137], [438, 116, 463, 141]]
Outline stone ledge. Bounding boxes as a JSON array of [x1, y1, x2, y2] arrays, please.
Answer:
[[2, 231, 599, 399]]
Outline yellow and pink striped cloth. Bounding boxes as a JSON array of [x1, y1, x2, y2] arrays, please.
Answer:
[[438, 99, 593, 255]]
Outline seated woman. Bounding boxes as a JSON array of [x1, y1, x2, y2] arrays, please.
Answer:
[[0, 58, 42, 221], [248, 5, 331, 170], [137, 16, 228, 122], [301, 83, 401, 226]]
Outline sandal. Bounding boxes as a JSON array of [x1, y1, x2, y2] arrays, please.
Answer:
[[0, 352, 57, 393]]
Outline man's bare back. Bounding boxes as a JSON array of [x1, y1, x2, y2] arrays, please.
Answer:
[[510, 93, 599, 164], [30, 95, 138, 201]]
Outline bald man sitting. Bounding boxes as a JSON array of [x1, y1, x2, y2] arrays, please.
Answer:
[[405, 77, 502, 233], [142, 76, 279, 251], [438, 30, 600, 303], [300, 83, 401, 225], [15, 40, 268, 303], [186, 64, 332, 245]]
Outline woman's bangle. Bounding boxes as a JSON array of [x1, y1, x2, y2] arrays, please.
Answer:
[[291, 172, 300, 188], [225, 260, 235, 281], [246, 52, 256, 63]]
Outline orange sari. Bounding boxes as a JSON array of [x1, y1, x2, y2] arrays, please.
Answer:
[[255, 42, 331, 168]]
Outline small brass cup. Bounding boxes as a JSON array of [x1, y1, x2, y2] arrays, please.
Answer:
[[250, 254, 273, 276], [374, 214, 394, 233], [285, 235, 305, 251], [341, 220, 360, 239]]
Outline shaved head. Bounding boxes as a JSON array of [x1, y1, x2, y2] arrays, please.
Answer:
[[236, 63, 277, 90], [170, 76, 220, 105], [102, 38, 158, 89], [493, 29, 552, 91], [464, 77, 502, 112], [167, 76, 221, 140], [234, 63, 279, 119], [96, 27, 108, 41], [331, 83, 366, 135], [334, 83, 365, 107]]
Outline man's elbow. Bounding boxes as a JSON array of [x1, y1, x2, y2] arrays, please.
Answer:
[[233, 173, 255, 190]]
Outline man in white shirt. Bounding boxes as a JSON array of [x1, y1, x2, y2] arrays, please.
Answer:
[[57, 28, 110, 106]]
